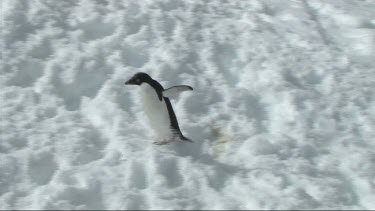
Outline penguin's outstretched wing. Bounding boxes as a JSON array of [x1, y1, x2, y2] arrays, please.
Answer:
[[163, 85, 193, 98]]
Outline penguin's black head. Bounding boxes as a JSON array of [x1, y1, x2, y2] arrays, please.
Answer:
[[125, 72, 152, 86]]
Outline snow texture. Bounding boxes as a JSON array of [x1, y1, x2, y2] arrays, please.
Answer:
[[1, 0, 375, 209]]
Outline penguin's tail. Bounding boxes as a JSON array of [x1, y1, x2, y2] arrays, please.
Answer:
[[180, 134, 193, 143]]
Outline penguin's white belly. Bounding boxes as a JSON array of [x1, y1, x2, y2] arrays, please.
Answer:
[[141, 83, 173, 140]]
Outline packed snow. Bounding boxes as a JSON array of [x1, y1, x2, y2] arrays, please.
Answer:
[[1, 0, 375, 209]]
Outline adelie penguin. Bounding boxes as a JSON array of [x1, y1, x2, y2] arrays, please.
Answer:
[[125, 72, 193, 145]]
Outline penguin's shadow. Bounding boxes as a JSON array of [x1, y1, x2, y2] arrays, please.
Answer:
[[167, 124, 210, 158], [169, 138, 202, 157], [169, 130, 245, 166], [164, 139, 247, 191]]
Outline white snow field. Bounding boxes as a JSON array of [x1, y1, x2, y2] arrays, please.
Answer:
[[1, 0, 375, 209]]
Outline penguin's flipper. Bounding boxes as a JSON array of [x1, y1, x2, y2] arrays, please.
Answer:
[[163, 85, 193, 98]]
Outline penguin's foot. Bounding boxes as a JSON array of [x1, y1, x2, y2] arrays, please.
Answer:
[[153, 139, 171, 145]]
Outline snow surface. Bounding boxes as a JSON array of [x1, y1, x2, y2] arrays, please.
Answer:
[[1, 0, 375, 209]]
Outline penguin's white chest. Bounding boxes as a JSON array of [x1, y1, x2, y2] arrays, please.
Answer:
[[140, 83, 173, 140]]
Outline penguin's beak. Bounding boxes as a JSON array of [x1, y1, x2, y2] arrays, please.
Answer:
[[125, 78, 135, 85]]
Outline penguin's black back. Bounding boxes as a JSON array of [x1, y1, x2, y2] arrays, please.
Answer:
[[163, 96, 182, 134], [146, 79, 188, 140]]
